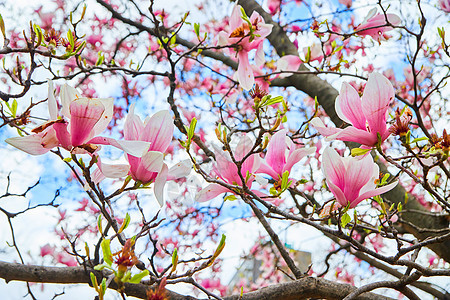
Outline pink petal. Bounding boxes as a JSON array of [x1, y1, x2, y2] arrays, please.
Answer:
[[266, 129, 287, 175], [141, 151, 164, 173], [195, 183, 230, 202], [154, 163, 168, 206], [60, 83, 80, 119], [256, 161, 278, 180], [335, 82, 366, 130], [361, 73, 394, 140], [53, 121, 72, 150], [91, 98, 114, 136], [334, 126, 378, 146], [276, 55, 302, 78], [141, 110, 174, 152], [237, 51, 254, 90], [310, 118, 341, 137], [69, 98, 105, 146], [168, 160, 191, 180], [254, 42, 265, 67], [343, 154, 375, 203], [352, 181, 398, 208], [326, 178, 348, 207], [124, 103, 144, 140], [88, 137, 150, 157], [47, 80, 58, 120], [230, 5, 242, 29], [213, 145, 239, 184], [322, 148, 347, 191], [357, 14, 401, 37], [5, 129, 58, 155], [284, 147, 316, 174], [97, 162, 130, 179]]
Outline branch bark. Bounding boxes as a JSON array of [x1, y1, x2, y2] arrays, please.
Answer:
[[0, 260, 396, 300]]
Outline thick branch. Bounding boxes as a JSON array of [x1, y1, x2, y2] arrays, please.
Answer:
[[0, 260, 396, 300]]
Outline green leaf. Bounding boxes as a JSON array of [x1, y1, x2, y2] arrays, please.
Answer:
[[351, 147, 371, 157], [194, 23, 200, 37], [224, 195, 237, 201], [67, 30, 74, 48], [410, 136, 428, 144], [0, 13, 5, 37], [97, 215, 103, 234], [128, 270, 149, 284], [380, 173, 390, 185], [188, 117, 197, 140], [11, 99, 17, 116], [171, 248, 178, 273], [265, 95, 283, 106], [118, 213, 130, 234], [280, 170, 290, 191], [170, 33, 176, 45], [100, 278, 107, 294], [341, 212, 351, 228], [90, 272, 98, 288], [404, 130, 411, 144], [101, 239, 113, 266]]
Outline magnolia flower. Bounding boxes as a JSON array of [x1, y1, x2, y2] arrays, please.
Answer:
[[218, 5, 273, 90], [196, 135, 260, 202], [311, 72, 395, 147], [6, 81, 114, 155], [356, 9, 401, 41], [120, 104, 175, 206], [7, 81, 148, 157], [439, 0, 450, 13], [257, 129, 315, 180], [303, 43, 332, 63], [322, 147, 397, 208], [275, 55, 302, 78]]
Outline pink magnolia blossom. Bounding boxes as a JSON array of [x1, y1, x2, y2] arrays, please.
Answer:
[[267, 0, 281, 15], [196, 135, 260, 202], [338, 0, 352, 8], [303, 43, 332, 63], [356, 10, 401, 41], [120, 104, 180, 206], [440, 0, 450, 13], [218, 5, 273, 90], [6, 81, 115, 155], [322, 147, 397, 208], [311, 72, 395, 147], [275, 55, 302, 78], [257, 129, 315, 180]]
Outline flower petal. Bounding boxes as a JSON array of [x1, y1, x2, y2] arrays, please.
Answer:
[[47, 80, 58, 120], [124, 103, 144, 140], [168, 159, 192, 180], [60, 83, 80, 119], [352, 181, 398, 208], [361, 73, 394, 139], [141, 151, 164, 173], [92, 98, 114, 136], [5, 129, 58, 155], [141, 110, 174, 152], [154, 163, 168, 206], [195, 183, 230, 202], [88, 137, 150, 157], [266, 129, 287, 175], [69, 98, 105, 146], [335, 82, 366, 130], [284, 147, 316, 174], [237, 51, 254, 90]]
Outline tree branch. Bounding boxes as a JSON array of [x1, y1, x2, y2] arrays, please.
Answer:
[[0, 260, 397, 300]]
